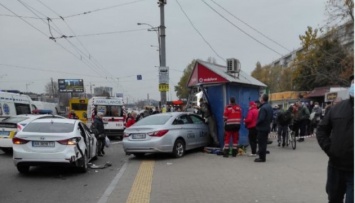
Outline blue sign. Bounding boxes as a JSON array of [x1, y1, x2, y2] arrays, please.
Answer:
[[137, 75, 142, 80]]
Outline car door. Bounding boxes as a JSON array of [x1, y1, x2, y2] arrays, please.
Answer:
[[189, 114, 209, 147], [176, 114, 197, 149], [78, 122, 93, 159]]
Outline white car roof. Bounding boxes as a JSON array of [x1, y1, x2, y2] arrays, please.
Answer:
[[29, 118, 77, 124]]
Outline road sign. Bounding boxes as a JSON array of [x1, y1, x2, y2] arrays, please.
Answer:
[[159, 66, 169, 84], [159, 83, 169, 92]]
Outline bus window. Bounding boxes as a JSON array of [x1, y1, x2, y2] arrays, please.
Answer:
[[71, 103, 87, 110]]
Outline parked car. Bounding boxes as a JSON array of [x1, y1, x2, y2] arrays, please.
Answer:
[[13, 118, 98, 174], [122, 112, 210, 158], [0, 114, 65, 154]]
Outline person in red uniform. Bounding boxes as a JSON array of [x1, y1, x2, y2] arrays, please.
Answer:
[[244, 101, 259, 156], [223, 97, 242, 158]]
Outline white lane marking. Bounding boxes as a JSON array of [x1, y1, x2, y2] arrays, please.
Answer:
[[97, 161, 128, 203]]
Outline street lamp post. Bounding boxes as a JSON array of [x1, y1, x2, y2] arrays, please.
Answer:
[[137, 0, 167, 107]]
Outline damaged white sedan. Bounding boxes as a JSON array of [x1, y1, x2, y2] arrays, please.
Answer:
[[13, 118, 98, 174]]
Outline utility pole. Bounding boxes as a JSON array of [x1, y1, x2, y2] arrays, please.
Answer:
[[51, 78, 55, 98], [158, 0, 167, 106]]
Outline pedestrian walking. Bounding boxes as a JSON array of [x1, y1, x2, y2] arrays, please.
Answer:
[[91, 112, 106, 156], [223, 97, 242, 158], [276, 106, 293, 147], [254, 94, 273, 162], [309, 102, 322, 134], [293, 101, 310, 142], [244, 101, 258, 156], [271, 105, 280, 132], [316, 75, 354, 203]]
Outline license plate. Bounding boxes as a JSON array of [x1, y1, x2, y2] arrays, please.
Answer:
[[132, 134, 146, 139], [32, 141, 55, 147]]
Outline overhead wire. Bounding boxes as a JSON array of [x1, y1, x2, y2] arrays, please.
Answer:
[[201, 0, 284, 56], [209, 0, 291, 52], [1, 0, 147, 20], [0, 13, 44, 19], [5, 0, 101, 77], [0, 2, 48, 37], [36, 0, 115, 79], [52, 0, 147, 20], [52, 28, 147, 39], [174, 0, 225, 62], [16, 0, 114, 81]]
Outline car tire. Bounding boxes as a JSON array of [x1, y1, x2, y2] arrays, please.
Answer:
[[172, 139, 185, 158], [133, 153, 145, 158], [17, 165, 30, 174], [78, 153, 88, 173]]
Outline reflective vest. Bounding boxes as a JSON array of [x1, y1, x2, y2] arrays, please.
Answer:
[[223, 104, 242, 125]]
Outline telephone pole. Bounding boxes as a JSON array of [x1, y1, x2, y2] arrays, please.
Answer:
[[158, 0, 167, 106]]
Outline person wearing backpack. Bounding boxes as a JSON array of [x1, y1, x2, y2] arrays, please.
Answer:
[[294, 101, 310, 142], [276, 106, 293, 147]]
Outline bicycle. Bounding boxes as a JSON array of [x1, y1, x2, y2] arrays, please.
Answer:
[[285, 126, 296, 150]]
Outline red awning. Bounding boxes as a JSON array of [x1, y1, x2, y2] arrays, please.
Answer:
[[172, 100, 183, 105]]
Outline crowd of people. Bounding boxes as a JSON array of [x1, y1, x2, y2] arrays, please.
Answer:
[[221, 75, 354, 202]]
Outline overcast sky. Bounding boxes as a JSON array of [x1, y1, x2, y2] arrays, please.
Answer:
[[0, 0, 328, 102]]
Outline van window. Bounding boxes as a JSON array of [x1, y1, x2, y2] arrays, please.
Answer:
[[96, 105, 122, 117], [15, 103, 31, 115]]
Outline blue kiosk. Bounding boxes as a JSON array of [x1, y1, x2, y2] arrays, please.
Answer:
[[187, 59, 266, 148]]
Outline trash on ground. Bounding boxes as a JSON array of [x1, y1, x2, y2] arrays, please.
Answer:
[[88, 161, 113, 169]]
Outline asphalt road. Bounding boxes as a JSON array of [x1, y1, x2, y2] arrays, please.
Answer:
[[0, 140, 127, 203]]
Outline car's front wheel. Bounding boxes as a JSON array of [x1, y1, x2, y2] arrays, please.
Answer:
[[17, 165, 30, 174], [172, 139, 185, 158]]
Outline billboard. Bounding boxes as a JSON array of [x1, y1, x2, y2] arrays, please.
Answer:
[[58, 79, 84, 93]]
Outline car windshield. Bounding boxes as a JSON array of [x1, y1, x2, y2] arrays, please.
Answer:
[[23, 122, 75, 133], [1, 116, 29, 123], [135, 114, 171, 126]]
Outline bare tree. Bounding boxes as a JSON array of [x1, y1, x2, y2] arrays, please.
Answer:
[[44, 80, 58, 97], [326, 0, 354, 25]]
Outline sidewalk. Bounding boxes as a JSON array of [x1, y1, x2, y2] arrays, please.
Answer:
[[106, 136, 328, 203]]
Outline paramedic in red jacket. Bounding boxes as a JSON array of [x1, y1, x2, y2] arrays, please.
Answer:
[[223, 97, 242, 158], [244, 101, 259, 156]]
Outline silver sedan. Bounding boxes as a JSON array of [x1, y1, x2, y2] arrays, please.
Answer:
[[122, 112, 210, 158]]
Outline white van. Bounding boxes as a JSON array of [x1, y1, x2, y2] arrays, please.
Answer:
[[87, 97, 125, 139], [0, 92, 34, 121]]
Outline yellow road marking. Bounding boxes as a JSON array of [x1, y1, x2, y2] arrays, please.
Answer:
[[126, 161, 155, 203]]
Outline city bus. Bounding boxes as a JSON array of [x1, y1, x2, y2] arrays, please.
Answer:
[[68, 98, 88, 123]]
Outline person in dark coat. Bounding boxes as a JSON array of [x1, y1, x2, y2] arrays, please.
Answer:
[[92, 112, 106, 156], [316, 75, 354, 203], [254, 94, 273, 162], [276, 106, 293, 147]]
